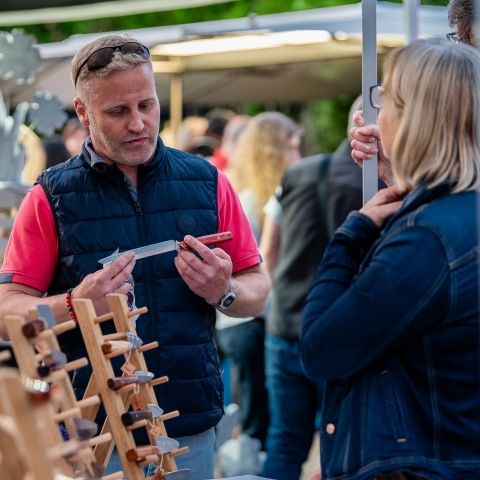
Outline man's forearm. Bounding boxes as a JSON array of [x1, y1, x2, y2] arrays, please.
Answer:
[[0, 284, 71, 339], [222, 265, 270, 318]]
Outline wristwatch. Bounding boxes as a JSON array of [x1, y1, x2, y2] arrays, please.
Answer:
[[211, 284, 236, 310]]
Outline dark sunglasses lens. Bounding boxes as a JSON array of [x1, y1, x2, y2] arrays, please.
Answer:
[[121, 43, 149, 58], [87, 48, 116, 70]]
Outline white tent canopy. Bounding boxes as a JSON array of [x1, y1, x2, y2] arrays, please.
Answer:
[[0, 2, 448, 115]]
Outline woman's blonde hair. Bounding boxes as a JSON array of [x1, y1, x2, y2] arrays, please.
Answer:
[[383, 39, 480, 193], [228, 111, 301, 229]]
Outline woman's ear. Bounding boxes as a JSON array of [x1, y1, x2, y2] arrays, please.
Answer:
[[73, 97, 89, 127]]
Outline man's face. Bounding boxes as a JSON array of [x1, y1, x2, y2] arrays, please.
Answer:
[[75, 63, 160, 166]]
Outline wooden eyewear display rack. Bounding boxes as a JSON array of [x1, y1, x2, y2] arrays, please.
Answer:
[[73, 293, 188, 480], [0, 349, 43, 480], [0, 366, 58, 480], [3, 308, 123, 480]]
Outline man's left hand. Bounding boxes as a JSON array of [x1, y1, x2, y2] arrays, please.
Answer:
[[174, 235, 232, 305]]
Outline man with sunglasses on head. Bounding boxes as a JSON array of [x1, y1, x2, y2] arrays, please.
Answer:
[[0, 35, 270, 479], [350, 0, 474, 174]]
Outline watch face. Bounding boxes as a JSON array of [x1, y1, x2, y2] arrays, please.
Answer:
[[221, 292, 235, 308]]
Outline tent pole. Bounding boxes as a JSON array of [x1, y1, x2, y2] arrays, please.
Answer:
[[169, 73, 183, 148], [404, 0, 419, 42], [361, 0, 378, 204]]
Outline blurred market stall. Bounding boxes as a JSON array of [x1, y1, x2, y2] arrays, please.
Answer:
[[0, 2, 448, 135]]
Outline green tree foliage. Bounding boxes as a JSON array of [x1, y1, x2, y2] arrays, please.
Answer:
[[302, 96, 357, 154]]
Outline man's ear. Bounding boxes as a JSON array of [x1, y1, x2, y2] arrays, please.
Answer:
[[74, 97, 90, 127]]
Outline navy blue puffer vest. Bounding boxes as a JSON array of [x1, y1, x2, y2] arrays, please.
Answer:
[[37, 139, 223, 437]]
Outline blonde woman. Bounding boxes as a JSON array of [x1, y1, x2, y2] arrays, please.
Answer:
[[227, 111, 301, 241], [218, 111, 301, 449], [300, 40, 480, 480]]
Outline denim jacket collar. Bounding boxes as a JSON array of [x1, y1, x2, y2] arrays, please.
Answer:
[[383, 180, 452, 233]]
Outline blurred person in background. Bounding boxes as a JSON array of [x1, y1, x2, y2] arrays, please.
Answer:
[[301, 39, 480, 480], [186, 108, 235, 160], [447, 0, 474, 45], [325, 97, 365, 236], [227, 112, 301, 239], [43, 118, 89, 170], [205, 107, 235, 148], [217, 111, 302, 450], [177, 116, 208, 150], [175, 115, 208, 151], [260, 97, 364, 480], [211, 114, 251, 171], [62, 117, 89, 157], [42, 135, 70, 170]]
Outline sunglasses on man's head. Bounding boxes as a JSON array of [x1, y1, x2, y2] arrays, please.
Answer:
[[74, 42, 150, 86]]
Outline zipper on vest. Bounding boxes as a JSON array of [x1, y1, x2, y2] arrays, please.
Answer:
[[134, 201, 143, 216]]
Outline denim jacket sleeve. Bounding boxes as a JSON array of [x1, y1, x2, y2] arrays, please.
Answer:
[[300, 211, 449, 381]]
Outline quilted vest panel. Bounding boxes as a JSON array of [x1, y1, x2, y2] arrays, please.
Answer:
[[37, 140, 223, 437]]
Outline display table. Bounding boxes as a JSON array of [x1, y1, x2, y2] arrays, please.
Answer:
[[214, 477, 272, 479]]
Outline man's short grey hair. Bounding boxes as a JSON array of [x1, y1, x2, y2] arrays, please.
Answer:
[[71, 34, 151, 97]]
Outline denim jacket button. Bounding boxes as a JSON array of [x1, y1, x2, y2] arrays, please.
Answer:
[[326, 423, 336, 434]]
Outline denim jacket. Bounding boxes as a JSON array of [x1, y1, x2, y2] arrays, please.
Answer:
[[300, 183, 480, 480]]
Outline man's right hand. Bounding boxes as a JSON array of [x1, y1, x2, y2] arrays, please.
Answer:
[[349, 110, 394, 186], [71, 251, 136, 315]]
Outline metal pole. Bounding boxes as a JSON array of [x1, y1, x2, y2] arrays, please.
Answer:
[[169, 73, 183, 148], [404, 0, 419, 42], [361, 0, 378, 204]]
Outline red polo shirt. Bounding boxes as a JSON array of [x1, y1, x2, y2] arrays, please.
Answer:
[[1, 171, 259, 292]]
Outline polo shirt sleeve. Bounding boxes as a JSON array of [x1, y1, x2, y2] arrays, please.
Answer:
[[0, 184, 58, 293], [217, 170, 261, 273]]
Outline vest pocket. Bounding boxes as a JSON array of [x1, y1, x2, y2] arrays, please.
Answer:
[[380, 369, 408, 443]]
